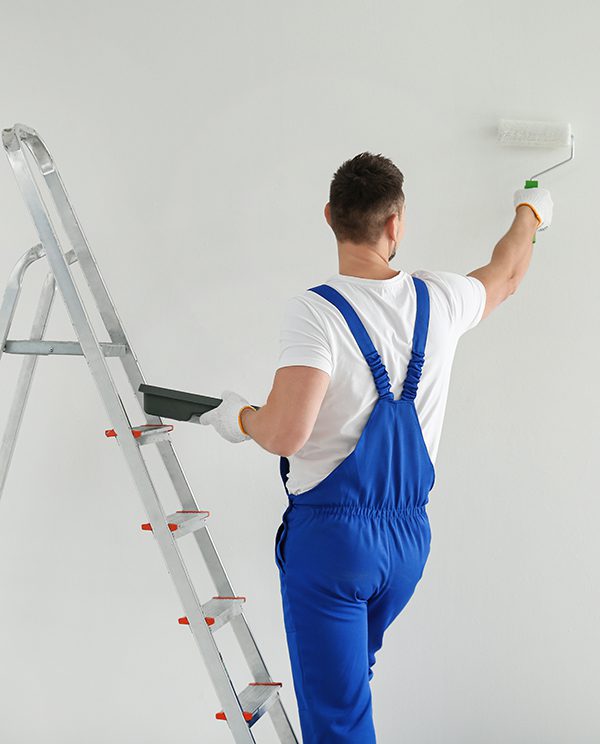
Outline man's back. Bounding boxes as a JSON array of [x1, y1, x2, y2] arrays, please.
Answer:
[[276, 268, 486, 495]]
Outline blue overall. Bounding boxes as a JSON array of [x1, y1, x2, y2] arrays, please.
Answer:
[[274, 275, 436, 743]]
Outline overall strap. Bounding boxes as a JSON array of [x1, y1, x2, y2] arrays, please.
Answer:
[[308, 284, 394, 401], [400, 276, 430, 401]]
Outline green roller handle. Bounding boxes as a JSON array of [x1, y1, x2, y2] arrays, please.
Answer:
[[525, 179, 538, 243]]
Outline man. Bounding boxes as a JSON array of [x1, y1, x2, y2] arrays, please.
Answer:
[[199, 152, 553, 743]]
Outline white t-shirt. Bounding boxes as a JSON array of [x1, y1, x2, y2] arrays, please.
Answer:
[[275, 269, 487, 496]]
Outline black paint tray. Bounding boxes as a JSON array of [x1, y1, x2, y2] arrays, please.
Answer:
[[139, 384, 223, 421]]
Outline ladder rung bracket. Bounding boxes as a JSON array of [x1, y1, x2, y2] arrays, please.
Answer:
[[105, 424, 174, 445], [178, 596, 245, 632], [3, 340, 128, 356], [141, 510, 210, 538], [215, 682, 282, 726]]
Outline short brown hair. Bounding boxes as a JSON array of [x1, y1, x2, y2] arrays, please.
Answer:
[[328, 152, 404, 245]]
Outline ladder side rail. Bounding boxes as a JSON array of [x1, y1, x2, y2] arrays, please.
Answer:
[[45, 164, 130, 348], [44, 144, 300, 742], [155, 429, 297, 712], [0, 272, 55, 499], [0, 243, 45, 356], [41, 137, 298, 737], [46, 186, 300, 744], [29, 128, 291, 700], [32, 137, 146, 397], [4, 131, 257, 743], [190, 520, 286, 678], [189, 516, 284, 679], [0, 246, 77, 500], [267, 701, 300, 744]]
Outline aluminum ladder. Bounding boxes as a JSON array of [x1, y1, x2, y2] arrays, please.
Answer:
[[0, 123, 298, 744]]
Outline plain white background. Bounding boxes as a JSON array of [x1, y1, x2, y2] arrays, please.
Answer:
[[0, 1, 597, 742]]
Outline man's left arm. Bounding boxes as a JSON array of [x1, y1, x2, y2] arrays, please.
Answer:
[[241, 365, 330, 456], [200, 294, 331, 454]]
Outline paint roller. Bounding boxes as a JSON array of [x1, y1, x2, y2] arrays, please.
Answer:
[[497, 118, 574, 240], [498, 119, 574, 187]]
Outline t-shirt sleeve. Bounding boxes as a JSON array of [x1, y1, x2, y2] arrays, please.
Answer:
[[276, 294, 333, 375], [412, 269, 487, 337]]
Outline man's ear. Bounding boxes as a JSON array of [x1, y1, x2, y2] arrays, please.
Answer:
[[324, 202, 331, 226], [397, 202, 406, 239], [386, 211, 399, 241]]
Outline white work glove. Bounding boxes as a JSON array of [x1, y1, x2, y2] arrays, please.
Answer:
[[199, 390, 256, 443], [514, 187, 553, 230]]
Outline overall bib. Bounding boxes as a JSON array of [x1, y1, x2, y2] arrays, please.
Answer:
[[274, 275, 435, 743]]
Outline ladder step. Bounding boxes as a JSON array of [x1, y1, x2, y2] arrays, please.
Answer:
[[178, 595, 246, 632], [105, 424, 174, 445], [141, 510, 210, 538], [215, 682, 283, 726], [3, 340, 128, 356]]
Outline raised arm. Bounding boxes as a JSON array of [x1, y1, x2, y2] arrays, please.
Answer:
[[468, 188, 553, 321]]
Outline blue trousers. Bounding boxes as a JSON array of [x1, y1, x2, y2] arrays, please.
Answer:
[[276, 504, 431, 742]]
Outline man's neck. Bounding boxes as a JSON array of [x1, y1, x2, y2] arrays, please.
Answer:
[[339, 266, 401, 279], [337, 261, 401, 280], [337, 242, 400, 280]]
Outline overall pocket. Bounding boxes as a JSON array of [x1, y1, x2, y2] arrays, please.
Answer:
[[274, 519, 288, 574], [275, 502, 295, 574]]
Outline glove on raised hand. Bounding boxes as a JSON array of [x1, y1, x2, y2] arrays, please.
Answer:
[[199, 390, 256, 443], [513, 187, 553, 230]]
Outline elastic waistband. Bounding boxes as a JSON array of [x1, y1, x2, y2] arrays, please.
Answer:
[[288, 503, 427, 518]]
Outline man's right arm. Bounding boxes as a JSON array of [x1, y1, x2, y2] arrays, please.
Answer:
[[468, 188, 553, 321]]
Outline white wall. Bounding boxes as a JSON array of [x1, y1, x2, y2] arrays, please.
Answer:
[[0, 1, 598, 742]]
